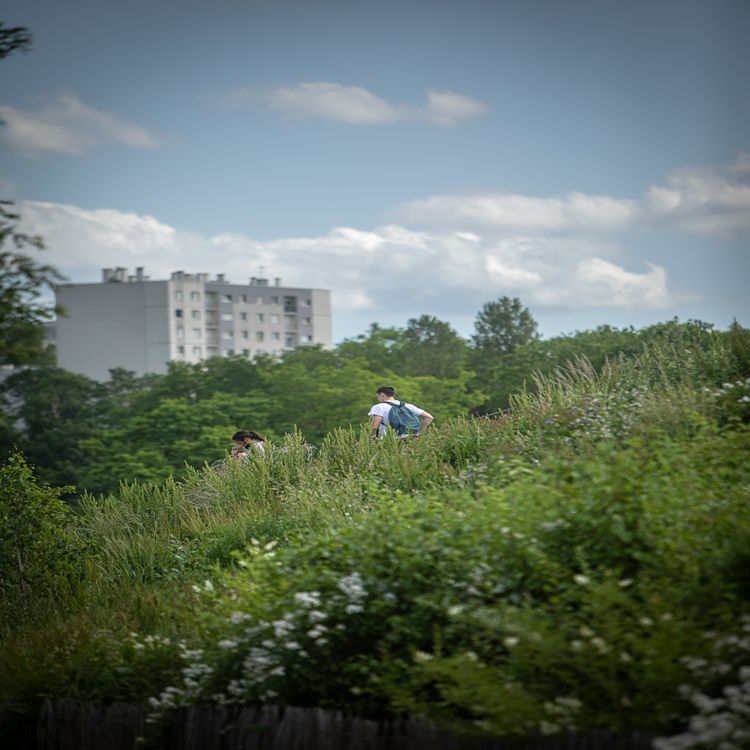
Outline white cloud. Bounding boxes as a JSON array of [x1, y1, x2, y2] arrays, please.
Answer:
[[424, 90, 488, 127], [224, 82, 486, 127], [397, 192, 639, 232], [534, 259, 672, 308], [398, 154, 750, 237], [19, 201, 676, 321], [645, 153, 750, 232], [0, 92, 162, 156]]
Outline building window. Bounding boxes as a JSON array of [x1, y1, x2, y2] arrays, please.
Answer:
[[285, 335, 294, 347], [192, 346, 202, 356], [284, 296, 297, 312], [221, 313, 233, 322], [174, 291, 183, 301], [240, 312, 247, 321], [175, 309, 183, 318], [177, 345, 185, 354], [257, 313, 264, 323], [301, 335, 312, 343], [192, 328, 202, 338], [176, 327, 184, 338], [241, 330, 249, 339], [270, 314, 279, 324], [222, 330, 234, 340], [222, 294, 233, 303], [191, 310, 201, 320], [256, 331, 265, 342], [190, 291, 200, 301], [256, 296, 264, 305], [303, 317, 312, 325], [285, 315, 295, 326], [302, 298, 311, 307], [241, 294, 248, 303], [225, 349, 235, 356], [271, 332, 280, 341], [270, 296, 279, 305], [242, 349, 250, 357]]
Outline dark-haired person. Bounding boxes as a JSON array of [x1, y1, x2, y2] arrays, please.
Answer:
[[368, 386, 433, 440], [231, 430, 266, 460]]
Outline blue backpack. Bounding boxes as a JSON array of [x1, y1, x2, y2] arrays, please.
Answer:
[[387, 401, 421, 436]]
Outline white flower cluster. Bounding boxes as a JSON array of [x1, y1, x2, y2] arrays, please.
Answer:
[[705, 377, 750, 405], [146, 643, 214, 723], [539, 695, 583, 735], [337, 572, 367, 615], [143, 571, 377, 720], [570, 625, 611, 655], [653, 616, 750, 750], [129, 632, 172, 651]]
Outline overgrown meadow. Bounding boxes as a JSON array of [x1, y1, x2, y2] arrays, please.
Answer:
[[1, 325, 750, 749]]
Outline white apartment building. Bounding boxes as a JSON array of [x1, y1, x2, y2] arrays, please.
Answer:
[[54, 267, 332, 380]]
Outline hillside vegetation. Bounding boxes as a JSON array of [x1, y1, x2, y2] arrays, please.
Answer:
[[1, 320, 750, 749]]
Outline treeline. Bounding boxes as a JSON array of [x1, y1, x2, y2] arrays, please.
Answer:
[[0, 301, 746, 494]]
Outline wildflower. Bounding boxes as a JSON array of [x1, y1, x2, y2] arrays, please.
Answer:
[[591, 637, 609, 654], [571, 640, 584, 651], [230, 611, 251, 625], [307, 609, 327, 623], [539, 721, 560, 735], [579, 626, 595, 637], [203, 580, 214, 592], [414, 650, 433, 663], [639, 617, 654, 627], [618, 578, 634, 588], [447, 605, 464, 616], [573, 574, 590, 585], [503, 636, 520, 648], [218, 639, 238, 649], [337, 572, 366, 601], [294, 591, 322, 608]]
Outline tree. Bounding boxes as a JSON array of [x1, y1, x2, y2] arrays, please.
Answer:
[[0, 451, 83, 627], [337, 324, 406, 375], [0, 28, 60, 366], [400, 315, 467, 379], [0, 365, 102, 485], [471, 296, 539, 355], [0, 22, 32, 59]]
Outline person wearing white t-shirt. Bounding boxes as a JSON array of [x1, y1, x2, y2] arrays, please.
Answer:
[[368, 386, 433, 439]]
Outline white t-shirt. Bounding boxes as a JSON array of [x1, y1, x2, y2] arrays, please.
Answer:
[[368, 400, 423, 438]]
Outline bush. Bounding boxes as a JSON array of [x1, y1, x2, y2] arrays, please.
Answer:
[[0, 451, 85, 630]]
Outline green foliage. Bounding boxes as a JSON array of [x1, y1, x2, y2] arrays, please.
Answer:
[[2, 315, 750, 743], [0, 202, 64, 368], [0, 22, 33, 59], [0, 451, 84, 630]]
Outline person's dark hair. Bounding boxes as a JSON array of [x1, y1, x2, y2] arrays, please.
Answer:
[[376, 386, 395, 398], [233, 430, 265, 442]]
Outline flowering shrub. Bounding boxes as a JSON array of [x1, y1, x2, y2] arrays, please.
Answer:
[[2, 334, 749, 744], [654, 616, 750, 750]]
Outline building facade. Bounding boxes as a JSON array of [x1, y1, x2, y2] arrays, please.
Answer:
[[54, 267, 332, 380]]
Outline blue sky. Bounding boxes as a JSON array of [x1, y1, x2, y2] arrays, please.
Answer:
[[2, 0, 749, 342]]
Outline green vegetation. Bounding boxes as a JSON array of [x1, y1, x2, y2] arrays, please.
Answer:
[[1, 318, 749, 749]]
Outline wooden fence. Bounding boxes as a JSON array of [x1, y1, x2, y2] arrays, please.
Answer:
[[26, 700, 656, 750]]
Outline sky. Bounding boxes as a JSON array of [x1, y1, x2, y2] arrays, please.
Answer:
[[2, 0, 749, 343]]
